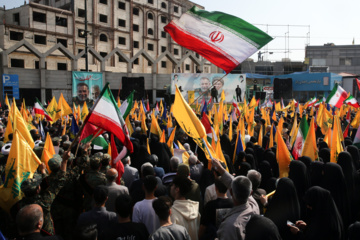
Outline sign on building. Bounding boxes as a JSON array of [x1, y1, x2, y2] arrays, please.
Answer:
[[2, 74, 20, 100]]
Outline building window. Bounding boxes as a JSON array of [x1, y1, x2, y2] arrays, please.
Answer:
[[161, 46, 166, 52], [134, 41, 139, 48], [174, 6, 179, 13], [118, 19, 126, 27], [11, 59, 25, 68], [57, 63, 67, 70], [174, 48, 179, 55], [133, 24, 139, 32], [99, 14, 108, 23], [161, 2, 166, 9], [33, 11, 46, 23], [10, 31, 23, 41], [57, 38, 67, 47], [34, 35, 46, 45], [35, 61, 47, 69], [195, 53, 199, 58], [78, 8, 85, 18], [99, 34, 108, 42], [148, 43, 154, 51], [161, 16, 167, 23], [340, 58, 352, 66], [78, 29, 86, 38], [55, 16, 67, 27], [148, 61, 152, 66], [13, 13, 20, 24], [148, 0, 153, 4], [133, 8, 139, 16], [118, 55, 126, 62], [161, 31, 166, 38], [133, 58, 139, 65], [161, 61, 166, 68], [148, 28, 153, 35], [118, 1, 125, 9], [148, 13, 153, 20], [99, 0, 107, 4], [186, 64, 190, 70], [100, 52, 107, 58], [78, 49, 86, 58], [118, 37, 126, 45]]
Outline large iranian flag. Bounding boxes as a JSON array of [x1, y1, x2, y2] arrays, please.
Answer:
[[87, 83, 133, 153], [164, 6, 273, 73], [34, 98, 53, 121], [292, 116, 309, 160], [344, 94, 360, 108], [326, 83, 347, 108]]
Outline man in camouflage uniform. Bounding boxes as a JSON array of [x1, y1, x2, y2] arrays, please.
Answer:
[[14, 152, 70, 236], [79, 153, 107, 211], [100, 153, 111, 174]]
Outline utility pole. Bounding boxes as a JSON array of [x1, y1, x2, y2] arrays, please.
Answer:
[[85, 0, 88, 72]]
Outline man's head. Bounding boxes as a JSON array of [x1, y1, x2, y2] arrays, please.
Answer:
[[77, 83, 90, 102], [143, 175, 158, 194], [150, 154, 158, 166], [92, 85, 100, 99], [74, 224, 98, 240], [141, 162, 155, 178], [152, 196, 173, 222], [115, 194, 133, 218], [177, 164, 190, 178], [214, 178, 228, 195], [121, 156, 131, 165], [188, 155, 198, 166], [169, 156, 180, 172], [170, 175, 192, 199], [200, 77, 211, 92], [106, 168, 118, 183], [16, 204, 43, 235], [247, 170, 262, 190], [231, 176, 252, 205], [21, 176, 42, 197], [93, 186, 108, 206], [212, 77, 224, 91]]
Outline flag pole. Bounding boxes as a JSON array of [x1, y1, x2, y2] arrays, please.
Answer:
[[202, 138, 213, 159], [189, 73, 228, 106]]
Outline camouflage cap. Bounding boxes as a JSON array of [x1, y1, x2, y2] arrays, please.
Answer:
[[52, 137, 61, 144], [62, 141, 72, 149], [48, 154, 62, 172], [33, 146, 44, 159], [101, 153, 111, 165], [0, 141, 5, 149], [94, 152, 104, 159], [90, 155, 102, 166], [21, 177, 42, 193]]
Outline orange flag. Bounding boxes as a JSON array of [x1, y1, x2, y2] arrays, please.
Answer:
[[276, 126, 292, 178]]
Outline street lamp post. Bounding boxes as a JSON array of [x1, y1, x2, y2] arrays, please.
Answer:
[[85, 0, 88, 72]]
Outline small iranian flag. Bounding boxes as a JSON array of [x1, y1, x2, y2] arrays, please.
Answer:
[[232, 96, 241, 115], [119, 90, 134, 119], [314, 99, 321, 108], [344, 94, 360, 108], [292, 116, 309, 160], [326, 83, 347, 108], [307, 97, 317, 107], [34, 98, 53, 121], [164, 6, 273, 73], [87, 83, 133, 153]]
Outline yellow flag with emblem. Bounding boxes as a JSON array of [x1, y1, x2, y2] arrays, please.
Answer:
[[46, 96, 58, 123], [0, 130, 41, 211], [41, 133, 55, 173], [81, 101, 89, 121], [55, 93, 72, 121], [12, 101, 35, 149]]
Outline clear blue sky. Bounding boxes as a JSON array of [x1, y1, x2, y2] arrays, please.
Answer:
[[4, 0, 360, 62]]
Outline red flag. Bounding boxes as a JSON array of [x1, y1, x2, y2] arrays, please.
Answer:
[[343, 123, 350, 138], [346, 110, 351, 123], [201, 112, 212, 134], [80, 123, 103, 141], [356, 78, 360, 91], [111, 134, 124, 185], [146, 100, 150, 112]]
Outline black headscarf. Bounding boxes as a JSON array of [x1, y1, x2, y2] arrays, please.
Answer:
[[258, 160, 273, 191], [348, 221, 360, 240], [346, 145, 360, 170], [253, 145, 265, 165], [310, 161, 324, 187], [318, 148, 331, 163], [318, 141, 329, 150], [265, 150, 279, 178], [302, 186, 343, 240], [220, 134, 232, 158], [245, 215, 282, 240], [265, 178, 300, 240], [245, 154, 256, 170], [236, 162, 252, 176], [322, 162, 351, 229]]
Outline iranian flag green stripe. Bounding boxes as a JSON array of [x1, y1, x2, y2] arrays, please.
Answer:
[[292, 116, 309, 159], [87, 84, 133, 152], [345, 95, 360, 108], [326, 83, 347, 108], [164, 6, 273, 73], [34, 98, 53, 121]]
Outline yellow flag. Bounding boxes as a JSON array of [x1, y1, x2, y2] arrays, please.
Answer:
[[12, 102, 35, 149], [167, 116, 173, 129], [269, 124, 274, 148], [276, 127, 292, 178], [108, 142, 112, 155], [160, 129, 166, 143], [147, 138, 151, 155], [177, 141, 190, 165], [221, 90, 226, 102], [5, 93, 10, 108], [301, 118, 318, 161], [167, 126, 177, 155], [62, 120, 67, 136], [46, 96, 58, 123], [81, 101, 89, 121], [323, 128, 332, 148], [125, 116, 134, 136], [215, 139, 226, 165], [141, 112, 148, 134], [117, 97, 121, 108], [257, 125, 263, 147], [330, 116, 343, 163], [41, 133, 56, 173], [150, 112, 162, 136], [3, 117, 13, 143], [173, 85, 216, 162], [0, 130, 41, 211], [229, 117, 233, 142], [351, 108, 360, 128], [55, 93, 72, 121]]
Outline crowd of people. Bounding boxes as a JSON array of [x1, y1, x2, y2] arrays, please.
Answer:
[[1, 99, 360, 240]]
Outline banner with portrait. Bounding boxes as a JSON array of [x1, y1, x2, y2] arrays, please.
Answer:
[[171, 73, 246, 103], [72, 71, 103, 109]]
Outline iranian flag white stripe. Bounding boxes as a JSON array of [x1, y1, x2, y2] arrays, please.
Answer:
[[34, 99, 53, 121], [164, 6, 273, 73], [307, 97, 317, 107], [232, 97, 241, 115], [326, 83, 347, 108], [292, 116, 309, 160], [345, 95, 360, 108]]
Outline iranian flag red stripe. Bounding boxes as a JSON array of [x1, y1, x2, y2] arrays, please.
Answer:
[[326, 83, 347, 108], [86, 84, 133, 153], [34, 98, 53, 121]]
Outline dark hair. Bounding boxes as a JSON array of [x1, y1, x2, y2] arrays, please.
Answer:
[[93, 186, 108, 205], [74, 224, 98, 240], [214, 178, 228, 194], [77, 82, 89, 90], [152, 196, 173, 221], [143, 175, 158, 192], [115, 194, 133, 218], [172, 175, 192, 197]]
